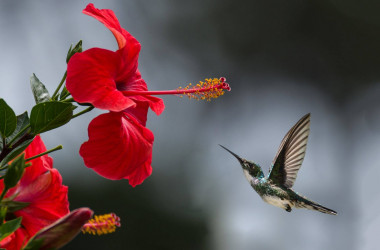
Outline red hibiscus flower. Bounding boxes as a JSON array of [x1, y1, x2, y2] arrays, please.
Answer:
[[0, 136, 69, 250], [66, 3, 164, 187], [67, 3, 164, 114], [66, 4, 230, 187]]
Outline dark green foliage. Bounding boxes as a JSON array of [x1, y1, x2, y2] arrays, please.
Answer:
[[30, 101, 76, 134], [0, 200, 29, 214], [0, 99, 17, 138], [22, 238, 44, 250], [4, 154, 25, 189], [0, 138, 34, 167], [0, 207, 6, 226], [66, 40, 82, 63], [0, 217, 22, 241], [6, 112, 30, 144]]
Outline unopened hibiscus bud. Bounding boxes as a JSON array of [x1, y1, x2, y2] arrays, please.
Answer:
[[82, 213, 121, 235], [66, 40, 83, 63], [23, 208, 93, 250]]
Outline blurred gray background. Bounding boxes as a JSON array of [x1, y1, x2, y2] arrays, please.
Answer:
[[1, 0, 380, 249]]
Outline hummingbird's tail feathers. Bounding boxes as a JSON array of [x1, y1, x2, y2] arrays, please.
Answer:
[[302, 201, 337, 215]]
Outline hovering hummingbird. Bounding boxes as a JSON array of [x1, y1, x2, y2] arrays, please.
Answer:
[[220, 113, 337, 215]]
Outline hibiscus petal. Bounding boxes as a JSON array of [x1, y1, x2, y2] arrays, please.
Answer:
[[83, 3, 140, 51], [124, 101, 149, 127], [79, 112, 154, 186], [126, 160, 153, 187], [14, 169, 69, 236], [11, 135, 52, 188], [66, 48, 136, 112], [132, 92, 165, 116], [0, 228, 29, 250]]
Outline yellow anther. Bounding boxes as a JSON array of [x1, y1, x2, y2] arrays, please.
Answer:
[[175, 77, 230, 101], [82, 213, 121, 236]]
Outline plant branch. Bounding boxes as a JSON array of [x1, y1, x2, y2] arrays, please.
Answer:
[[52, 71, 67, 100], [72, 106, 94, 119]]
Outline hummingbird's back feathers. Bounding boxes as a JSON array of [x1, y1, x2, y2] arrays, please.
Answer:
[[268, 113, 311, 188]]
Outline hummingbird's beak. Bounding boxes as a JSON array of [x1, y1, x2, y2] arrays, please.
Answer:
[[219, 145, 244, 164]]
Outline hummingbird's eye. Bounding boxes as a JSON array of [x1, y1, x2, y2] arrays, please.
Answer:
[[243, 162, 250, 170]]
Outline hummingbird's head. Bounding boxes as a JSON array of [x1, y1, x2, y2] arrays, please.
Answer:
[[219, 145, 264, 178]]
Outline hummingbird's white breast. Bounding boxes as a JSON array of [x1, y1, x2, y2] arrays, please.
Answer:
[[261, 195, 293, 210], [243, 169, 259, 185]]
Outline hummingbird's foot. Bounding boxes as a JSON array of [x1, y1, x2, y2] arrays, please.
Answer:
[[285, 205, 292, 212]]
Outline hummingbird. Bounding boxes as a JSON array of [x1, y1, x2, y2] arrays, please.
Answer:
[[220, 113, 337, 215]]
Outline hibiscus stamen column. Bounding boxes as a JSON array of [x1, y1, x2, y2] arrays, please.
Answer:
[[121, 77, 231, 101]]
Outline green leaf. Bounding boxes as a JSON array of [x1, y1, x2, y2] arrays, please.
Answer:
[[30, 102, 75, 134], [66, 40, 82, 63], [4, 154, 25, 189], [6, 112, 30, 145], [30, 74, 51, 104], [0, 200, 30, 214], [0, 99, 17, 138], [0, 138, 34, 167], [0, 217, 22, 241]]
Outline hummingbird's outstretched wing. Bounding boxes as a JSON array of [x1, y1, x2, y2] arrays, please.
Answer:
[[268, 113, 311, 188]]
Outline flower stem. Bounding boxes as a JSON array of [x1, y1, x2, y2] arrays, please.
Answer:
[[72, 106, 94, 119], [60, 91, 71, 100], [62, 98, 75, 103], [24, 145, 63, 162], [52, 71, 67, 100]]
